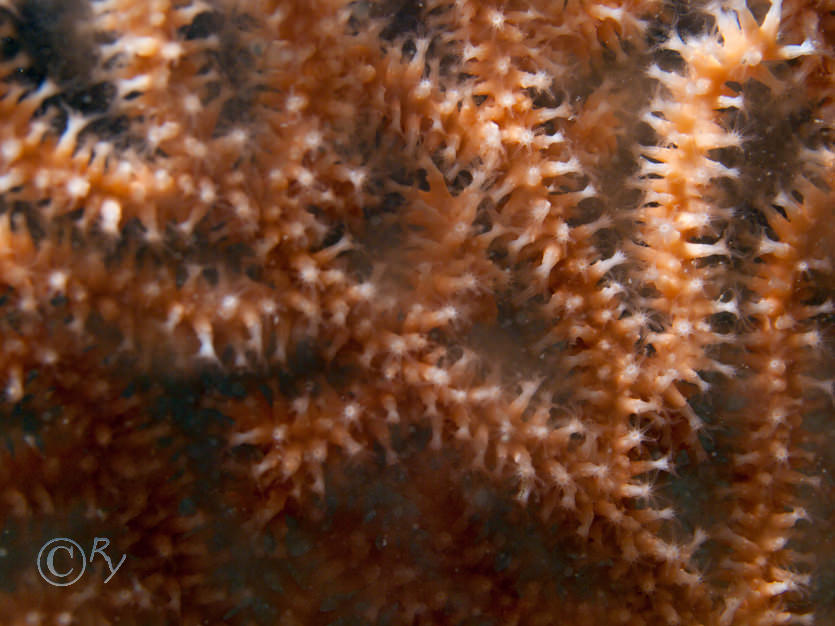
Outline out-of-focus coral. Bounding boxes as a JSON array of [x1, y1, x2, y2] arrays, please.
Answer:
[[0, 0, 832, 624]]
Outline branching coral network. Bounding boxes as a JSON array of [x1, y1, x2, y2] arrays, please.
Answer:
[[0, 0, 832, 624]]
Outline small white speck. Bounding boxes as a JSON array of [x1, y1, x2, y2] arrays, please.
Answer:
[[185, 137, 207, 159], [48, 271, 68, 291], [229, 129, 247, 145], [67, 176, 90, 198], [161, 42, 182, 60], [489, 10, 505, 29], [673, 319, 692, 336], [348, 168, 366, 189], [304, 130, 322, 149], [286, 94, 307, 113], [297, 168, 314, 186], [526, 166, 541, 185], [184, 94, 201, 113], [414, 79, 432, 99], [498, 91, 514, 108], [25, 611, 42, 626], [199, 180, 216, 203], [273, 425, 286, 442], [132, 36, 159, 57], [1, 139, 21, 162], [101, 199, 122, 233], [343, 404, 359, 422], [220, 295, 239, 318], [154, 169, 172, 190]]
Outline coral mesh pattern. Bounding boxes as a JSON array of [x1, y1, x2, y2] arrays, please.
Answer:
[[0, 0, 833, 624]]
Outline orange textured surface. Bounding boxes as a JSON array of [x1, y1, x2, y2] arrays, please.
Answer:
[[0, 0, 833, 624]]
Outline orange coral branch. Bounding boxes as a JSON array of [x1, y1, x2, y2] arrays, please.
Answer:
[[0, 0, 832, 624]]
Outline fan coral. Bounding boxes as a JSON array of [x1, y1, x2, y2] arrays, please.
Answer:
[[0, 0, 832, 624]]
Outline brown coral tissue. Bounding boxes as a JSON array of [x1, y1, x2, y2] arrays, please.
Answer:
[[0, 0, 834, 623]]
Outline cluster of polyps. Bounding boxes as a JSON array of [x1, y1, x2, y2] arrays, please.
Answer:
[[0, 0, 832, 623]]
